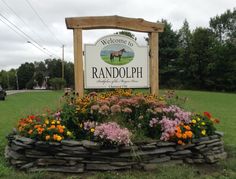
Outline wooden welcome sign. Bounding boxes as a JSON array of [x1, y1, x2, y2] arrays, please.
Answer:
[[65, 16, 164, 97]]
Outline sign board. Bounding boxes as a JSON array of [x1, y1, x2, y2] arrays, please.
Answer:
[[84, 34, 149, 89]]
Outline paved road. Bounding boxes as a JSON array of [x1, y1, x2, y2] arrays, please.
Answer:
[[6, 90, 52, 95]]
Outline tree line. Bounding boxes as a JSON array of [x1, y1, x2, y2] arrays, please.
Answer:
[[0, 9, 235, 91], [0, 59, 74, 90], [157, 8, 236, 91]]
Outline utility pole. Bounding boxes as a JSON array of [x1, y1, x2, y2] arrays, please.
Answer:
[[15, 71, 19, 90], [62, 44, 65, 79]]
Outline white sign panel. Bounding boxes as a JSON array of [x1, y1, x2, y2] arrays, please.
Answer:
[[84, 34, 149, 89]]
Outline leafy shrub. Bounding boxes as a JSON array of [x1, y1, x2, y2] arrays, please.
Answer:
[[49, 78, 66, 90]]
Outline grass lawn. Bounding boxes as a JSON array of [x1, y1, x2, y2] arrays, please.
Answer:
[[0, 90, 236, 178], [101, 55, 133, 65]]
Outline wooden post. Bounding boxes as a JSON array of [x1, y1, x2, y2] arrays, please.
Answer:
[[149, 32, 159, 96], [73, 29, 84, 97]]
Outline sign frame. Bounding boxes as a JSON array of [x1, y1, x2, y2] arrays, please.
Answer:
[[65, 15, 164, 97]]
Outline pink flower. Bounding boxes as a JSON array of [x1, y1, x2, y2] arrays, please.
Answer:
[[99, 105, 110, 115], [94, 122, 132, 146], [122, 107, 132, 113], [110, 104, 121, 113], [149, 118, 159, 127], [89, 92, 97, 97], [91, 105, 99, 111]]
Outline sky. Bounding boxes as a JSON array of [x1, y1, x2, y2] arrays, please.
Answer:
[[0, 0, 235, 70]]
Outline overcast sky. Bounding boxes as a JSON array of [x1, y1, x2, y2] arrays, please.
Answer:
[[0, 0, 235, 70]]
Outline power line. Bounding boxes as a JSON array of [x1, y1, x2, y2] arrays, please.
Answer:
[[0, 13, 60, 58], [0, 13, 61, 58], [0, 16, 52, 57], [0, 0, 61, 58], [24, 0, 63, 46], [0, 0, 44, 43]]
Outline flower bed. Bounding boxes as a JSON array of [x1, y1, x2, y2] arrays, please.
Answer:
[[5, 89, 227, 172]]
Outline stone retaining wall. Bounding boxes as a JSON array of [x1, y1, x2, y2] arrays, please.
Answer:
[[5, 132, 227, 173]]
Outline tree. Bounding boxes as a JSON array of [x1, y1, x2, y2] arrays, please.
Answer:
[[64, 62, 74, 88], [0, 70, 9, 89], [49, 78, 66, 90], [189, 27, 216, 89], [17, 62, 35, 89], [8, 69, 17, 90], [45, 59, 62, 79], [158, 20, 179, 88], [177, 20, 193, 87], [210, 9, 236, 43], [34, 61, 47, 87]]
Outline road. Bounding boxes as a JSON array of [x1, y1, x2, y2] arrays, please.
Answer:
[[6, 90, 52, 95]]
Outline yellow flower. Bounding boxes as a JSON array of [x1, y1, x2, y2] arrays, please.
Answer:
[[197, 117, 201, 121], [45, 135, 50, 140], [201, 130, 206, 135], [51, 120, 55, 125], [45, 119, 49, 125], [191, 119, 196, 124], [81, 108, 86, 114], [90, 128, 95, 133], [56, 120, 60, 124], [67, 131, 72, 136], [201, 122, 206, 126], [56, 135, 62, 141]]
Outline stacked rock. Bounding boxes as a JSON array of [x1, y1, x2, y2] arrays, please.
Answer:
[[5, 132, 227, 173]]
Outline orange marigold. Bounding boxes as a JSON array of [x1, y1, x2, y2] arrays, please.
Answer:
[[176, 132, 182, 138], [176, 127, 181, 133], [182, 133, 187, 139], [178, 140, 183, 145], [186, 131, 193, 138], [53, 134, 58, 141], [184, 125, 191, 130]]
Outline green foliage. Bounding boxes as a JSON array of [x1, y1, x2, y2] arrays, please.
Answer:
[[190, 112, 217, 138], [17, 62, 35, 89], [210, 9, 236, 43], [49, 77, 66, 90]]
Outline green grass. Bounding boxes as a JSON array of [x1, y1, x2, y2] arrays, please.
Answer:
[[101, 55, 133, 65], [0, 91, 63, 178], [176, 90, 236, 149], [0, 90, 236, 178]]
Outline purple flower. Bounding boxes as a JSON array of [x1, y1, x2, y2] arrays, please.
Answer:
[[83, 121, 97, 130]]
